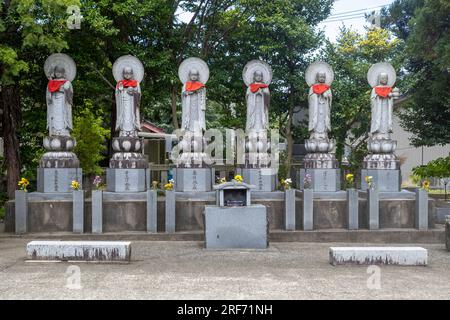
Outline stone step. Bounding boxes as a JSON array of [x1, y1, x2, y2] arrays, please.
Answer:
[[3, 228, 445, 243], [329, 246, 428, 266], [26, 241, 131, 262]]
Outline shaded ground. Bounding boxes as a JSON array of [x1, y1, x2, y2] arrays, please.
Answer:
[[0, 238, 449, 299]]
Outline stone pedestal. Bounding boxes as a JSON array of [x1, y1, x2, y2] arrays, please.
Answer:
[[174, 167, 212, 192], [360, 169, 400, 192], [37, 135, 82, 193], [106, 168, 149, 192], [241, 168, 277, 192], [37, 168, 82, 193], [299, 168, 340, 192], [107, 136, 149, 192], [204, 205, 268, 249]]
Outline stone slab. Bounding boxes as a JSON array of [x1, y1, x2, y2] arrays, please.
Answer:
[[174, 167, 212, 192], [165, 191, 176, 233], [37, 168, 82, 193], [367, 188, 379, 230], [241, 168, 277, 192], [72, 190, 84, 233], [285, 189, 296, 231], [415, 188, 428, 230], [147, 190, 157, 233], [106, 168, 149, 192], [26, 241, 131, 262], [204, 205, 268, 249], [92, 191, 103, 234], [360, 169, 400, 192], [303, 189, 314, 231], [446, 219, 450, 251], [347, 189, 359, 230], [329, 247, 428, 266], [299, 168, 340, 192], [435, 207, 450, 224], [15, 191, 27, 234]]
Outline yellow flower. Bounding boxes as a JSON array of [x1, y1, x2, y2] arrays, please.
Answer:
[[345, 173, 354, 183], [71, 180, 80, 191], [234, 175, 243, 183], [164, 182, 174, 191], [18, 178, 30, 191], [422, 180, 430, 190]]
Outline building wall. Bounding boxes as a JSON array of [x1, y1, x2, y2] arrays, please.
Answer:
[[392, 114, 450, 187]]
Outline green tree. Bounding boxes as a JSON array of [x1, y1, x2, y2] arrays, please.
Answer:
[[72, 101, 110, 176], [385, 0, 450, 146], [0, 0, 81, 198]]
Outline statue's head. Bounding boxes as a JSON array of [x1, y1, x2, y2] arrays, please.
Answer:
[[316, 72, 326, 84], [123, 66, 134, 80], [253, 70, 264, 83], [189, 69, 199, 82], [378, 72, 388, 85], [53, 66, 66, 79]]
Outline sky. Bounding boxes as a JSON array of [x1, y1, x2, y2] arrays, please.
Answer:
[[320, 0, 397, 41]]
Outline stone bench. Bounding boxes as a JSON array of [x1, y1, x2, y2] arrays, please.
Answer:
[[329, 247, 427, 266], [27, 241, 131, 262]]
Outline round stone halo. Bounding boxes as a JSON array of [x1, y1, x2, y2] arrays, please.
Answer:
[[242, 60, 273, 86], [112, 55, 145, 83], [367, 62, 396, 88], [178, 57, 209, 84], [44, 53, 77, 82], [305, 61, 334, 86]]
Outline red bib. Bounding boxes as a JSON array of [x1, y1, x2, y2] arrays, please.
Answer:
[[185, 81, 205, 92], [312, 84, 330, 95], [250, 83, 269, 93], [375, 86, 392, 98], [117, 79, 138, 88], [47, 80, 67, 93]]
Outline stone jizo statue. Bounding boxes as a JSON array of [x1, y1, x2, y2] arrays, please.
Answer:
[[242, 61, 272, 133], [44, 54, 76, 137], [179, 58, 209, 133], [308, 71, 332, 140], [368, 66, 400, 140], [112, 56, 144, 138], [304, 61, 334, 154], [115, 66, 142, 137]]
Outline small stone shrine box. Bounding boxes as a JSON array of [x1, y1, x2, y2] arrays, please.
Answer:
[[204, 181, 268, 249], [215, 181, 253, 207]]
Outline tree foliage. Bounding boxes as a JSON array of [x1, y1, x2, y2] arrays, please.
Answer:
[[72, 101, 110, 176], [385, 0, 450, 146]]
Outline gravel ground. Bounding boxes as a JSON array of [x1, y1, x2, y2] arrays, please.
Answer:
[[0, 238, 449, 300]]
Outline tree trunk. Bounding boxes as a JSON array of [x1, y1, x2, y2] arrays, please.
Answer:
[[284, 105, 294, 179], [171, 85, 179, 130], [1, 84, 21, 199]]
